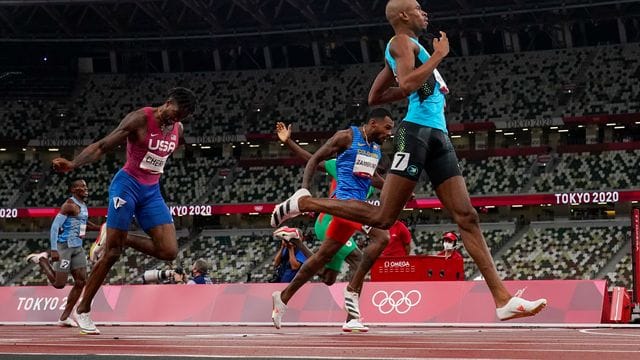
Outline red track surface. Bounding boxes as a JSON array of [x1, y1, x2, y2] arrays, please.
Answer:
[[1, 325, 639, 359]]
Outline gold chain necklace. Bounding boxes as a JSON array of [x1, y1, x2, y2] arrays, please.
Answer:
[[362, 125, 370, 146]]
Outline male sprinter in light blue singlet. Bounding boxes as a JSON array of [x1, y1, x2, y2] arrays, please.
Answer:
[[26, 179, 101, 327], [272, 0, 547, 321], [52, 87, 197, 334], [271, 108, 394, 330]]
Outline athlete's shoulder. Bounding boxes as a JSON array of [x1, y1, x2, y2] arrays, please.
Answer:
[[389, 34, 414, 47], [177, 122, 184, 137], [333, 128, 354, 145], [60, 200, 79, 216], [115, 109, 148, 137], [389, 34, 418, 57]]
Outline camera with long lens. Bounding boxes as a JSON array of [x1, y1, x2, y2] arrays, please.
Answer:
[[142, 269, 175, 284], [142, 266, 186, 284]]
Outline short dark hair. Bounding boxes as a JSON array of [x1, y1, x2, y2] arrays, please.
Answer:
[[368, 107, 393, 121], [68, 178, 84, 192], [168, 87, 197, 115]]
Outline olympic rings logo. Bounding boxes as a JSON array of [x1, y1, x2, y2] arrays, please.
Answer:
[[371, 290, 422, 314]]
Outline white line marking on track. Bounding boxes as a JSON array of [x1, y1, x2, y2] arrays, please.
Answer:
[[0, 353, 516, 360], [580, 329, 640, 337]]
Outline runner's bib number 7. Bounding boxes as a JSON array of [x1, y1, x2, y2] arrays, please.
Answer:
[[391, 152, 410, 171]]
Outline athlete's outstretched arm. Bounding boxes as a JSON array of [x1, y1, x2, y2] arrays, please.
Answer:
[[301, 130, 351, 189], [49, 202, 79, 261], [391, 32, 449, 95], [275, 122, 326, 171], [368, 65, 406, 105], [52, 111, 145, 172]]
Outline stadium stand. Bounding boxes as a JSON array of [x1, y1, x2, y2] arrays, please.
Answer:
[[2, 43, 639, 142], [0, 159, 40, 207], [532, 150, 640, 193], [496, 224, 629, 281]]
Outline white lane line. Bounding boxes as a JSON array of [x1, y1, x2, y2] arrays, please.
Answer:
[[580, 328, 640, 337]]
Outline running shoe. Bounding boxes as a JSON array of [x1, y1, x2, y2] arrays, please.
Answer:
[[343, 287, 361, 319], [273, 226, 302, 243], [25, 251, 48, 264], [270, 188, 311, 227], [496, 288, 547, 321], [58, 317, 78, 327], [73, 310, 100, 335], [271, 291, 287, 329], [342, 319, 369, 333]]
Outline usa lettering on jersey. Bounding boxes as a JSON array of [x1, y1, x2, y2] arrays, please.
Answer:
[[148, 139, 177, 152]]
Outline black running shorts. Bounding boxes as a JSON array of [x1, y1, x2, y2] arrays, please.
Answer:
[[389, 121, 461, 188]]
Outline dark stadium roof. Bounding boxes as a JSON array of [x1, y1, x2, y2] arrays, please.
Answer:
[[0, 0, 638, 43]]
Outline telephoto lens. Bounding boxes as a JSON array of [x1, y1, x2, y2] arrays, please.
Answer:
[[142, 269, 174, 284]]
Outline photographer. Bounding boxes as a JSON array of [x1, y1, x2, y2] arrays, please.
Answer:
[[272, 227, 308, 283], [187, 258, 213, 285]]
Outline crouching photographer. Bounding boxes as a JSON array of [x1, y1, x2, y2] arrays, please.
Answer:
[[142, 267, 186, 284]]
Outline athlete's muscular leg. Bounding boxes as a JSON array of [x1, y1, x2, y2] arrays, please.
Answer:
[[59, 267, 87, 320], [280, 239, 344, 304], [344, 248, 363, 274], [435, 175, 511, 307], [124, 223, 178, 261], [76, 228, 127, 314], [38, 258, 67, 289], [323, 248, 362, 286], [298, 174, 416, 229], [347, 228, 389, 295], [321, 269, 339, 286]]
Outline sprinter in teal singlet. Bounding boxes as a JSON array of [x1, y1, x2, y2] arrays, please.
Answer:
[[272, 0, 548, 321], [25, 179, 101, 327]]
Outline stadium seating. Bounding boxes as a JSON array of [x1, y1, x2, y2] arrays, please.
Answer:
[[17, 147, 637, 207], [209, 165, 303, 203], [565, 43, 640, 116], [3, 221, 634, 290], [1, 236, 50, 286], [2, 43, 640, 142], [0, 100, 58, 140], [532, 150, 639, 193], [173, 233, 275, 283], [0, 159, 40, 206], [605, 254, 633, 289], [415, 155, 537, 196], [22, 155, 235, 207], [495, 225, 629, 280]]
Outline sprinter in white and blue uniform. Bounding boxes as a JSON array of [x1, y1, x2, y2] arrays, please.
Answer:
[[26, 179, 101, 327], [272, 0, 547, 322]]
